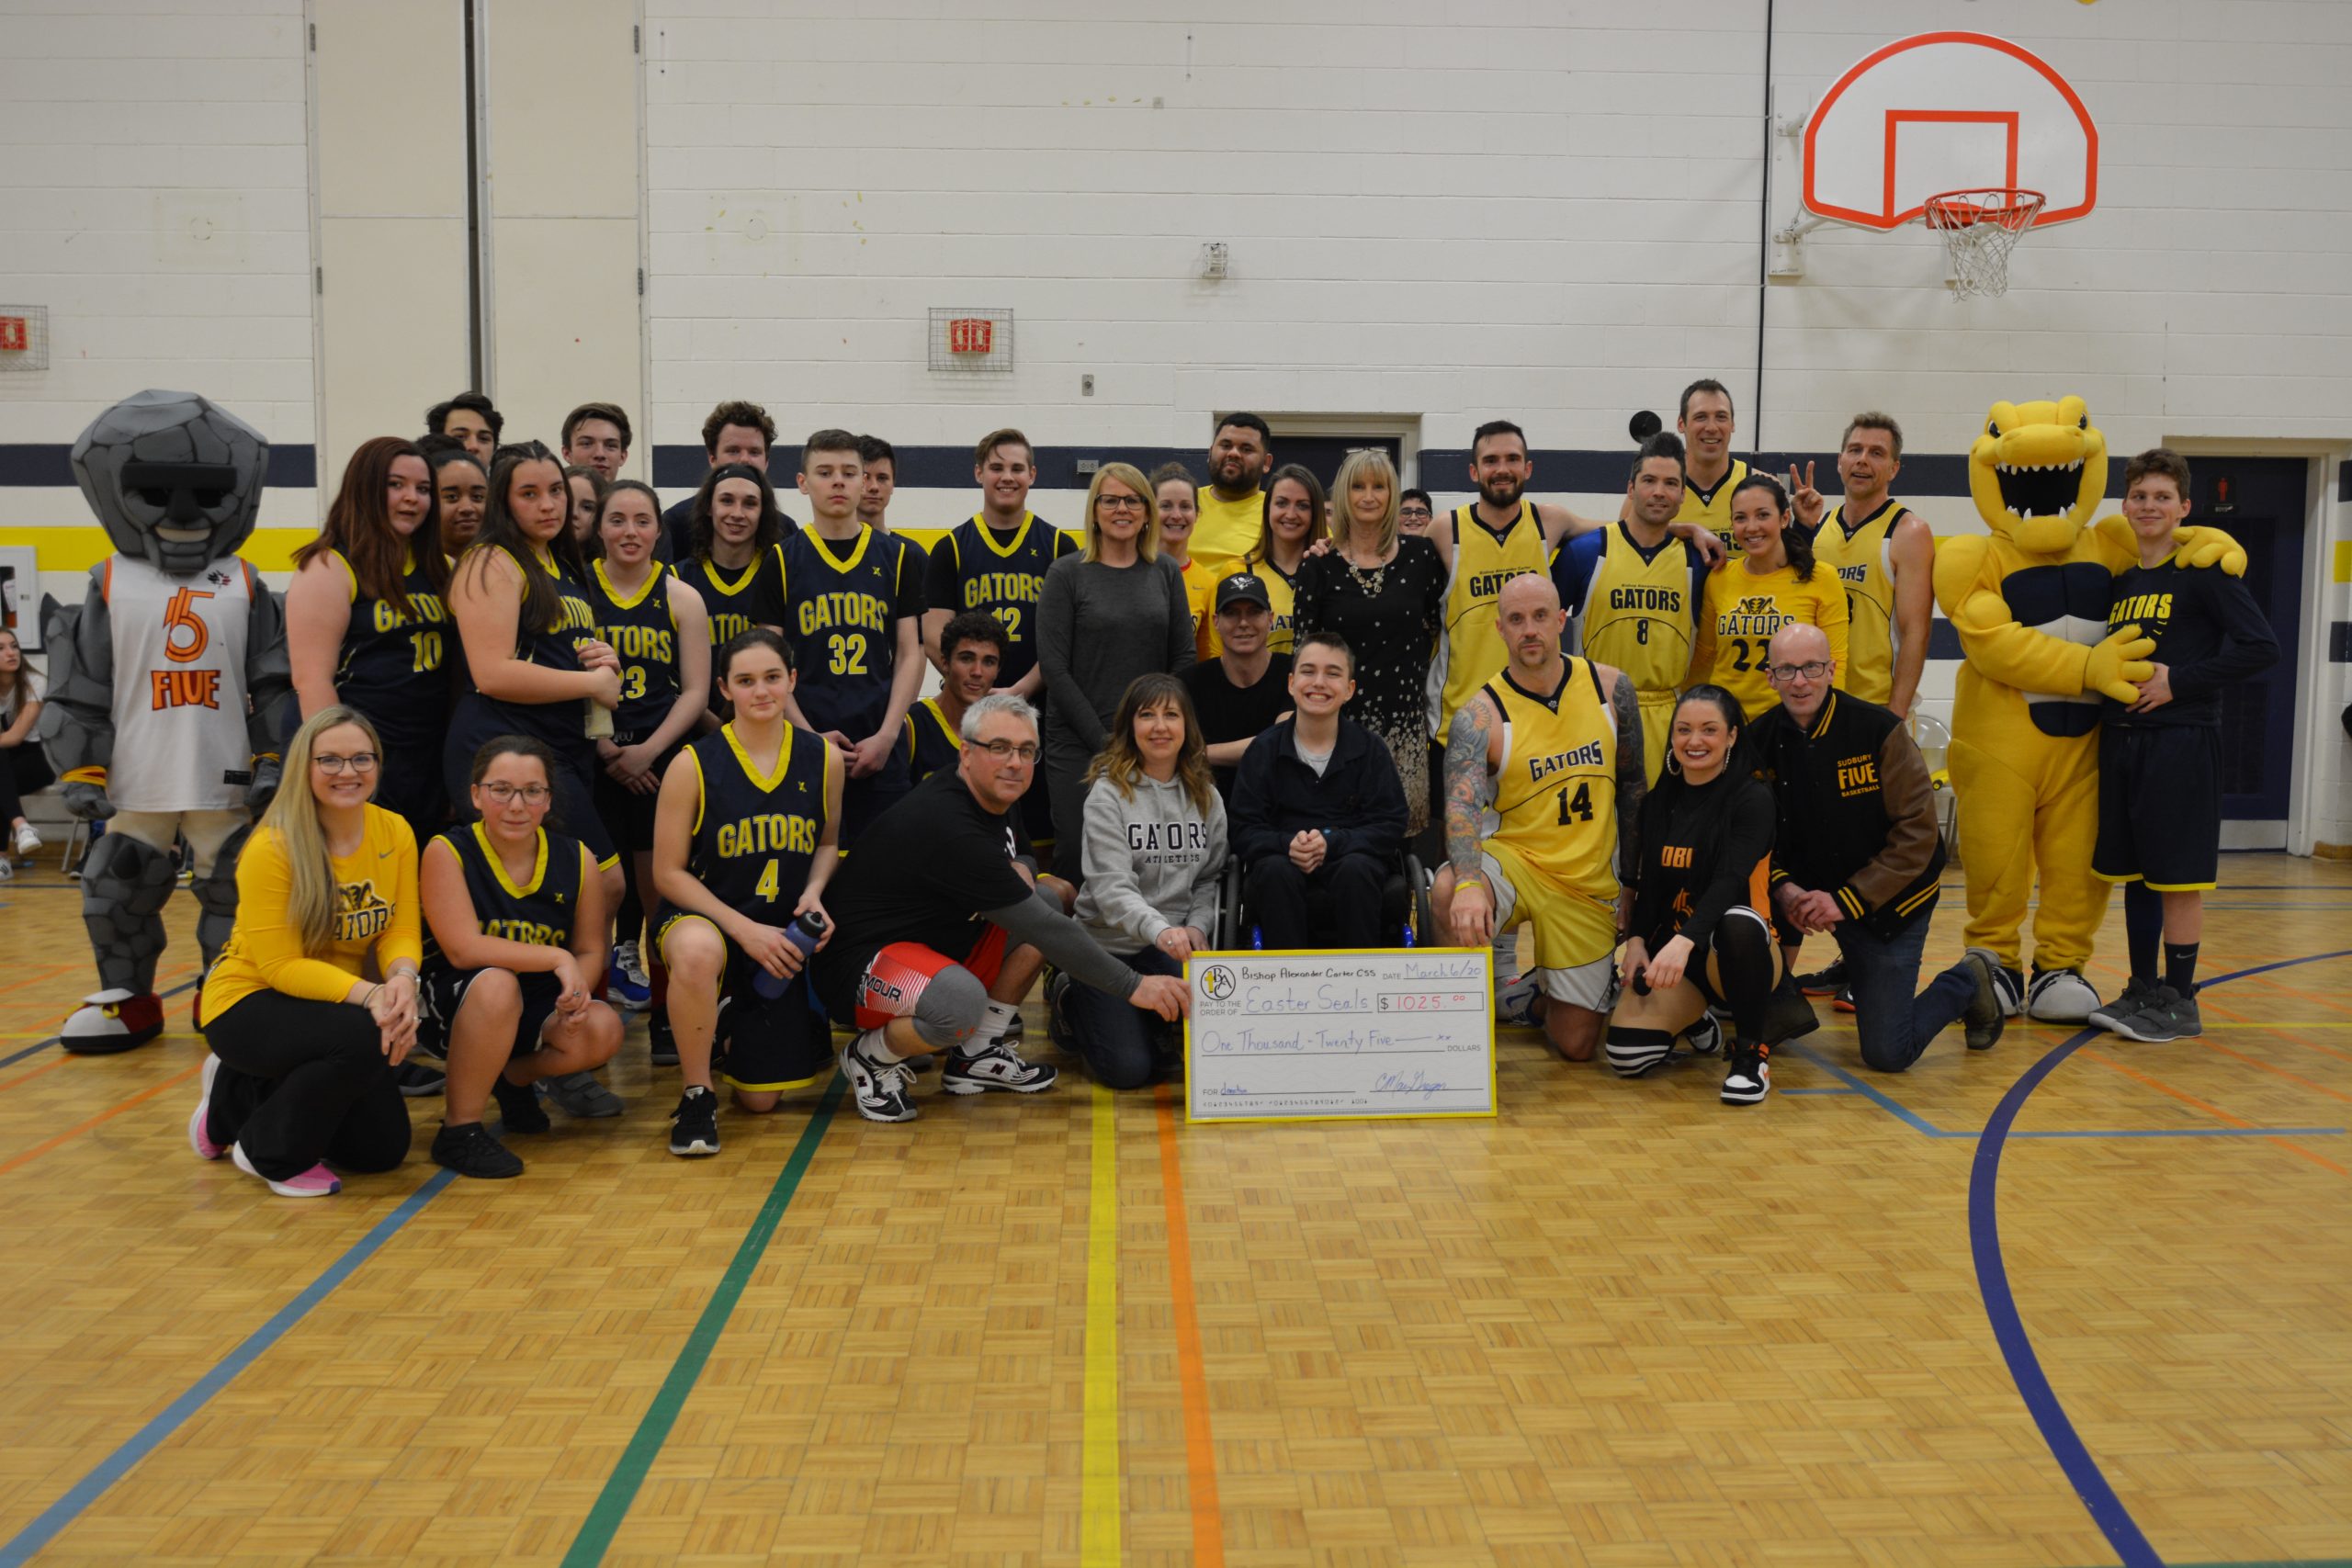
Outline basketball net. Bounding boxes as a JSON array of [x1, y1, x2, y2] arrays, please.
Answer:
[[1922, 188, 2045, 299]]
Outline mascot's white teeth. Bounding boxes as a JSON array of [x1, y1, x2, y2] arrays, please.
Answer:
[[154, 526, 211, 542], [1993, 457, 2087, 519]]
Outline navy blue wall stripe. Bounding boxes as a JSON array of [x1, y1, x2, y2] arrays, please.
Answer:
[[652, 444, 2034, 500], [2339, 461, 2352, 503], [0, 444, 315, 489], [2329, 621, 2352, 664]]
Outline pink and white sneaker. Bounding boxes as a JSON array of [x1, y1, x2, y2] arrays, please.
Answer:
[[187, 1054, 225, 1160], [230, 1143, 341, 1198]]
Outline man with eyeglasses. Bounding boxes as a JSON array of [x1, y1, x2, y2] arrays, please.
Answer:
[[815, 693, 1188, 1123], [1748, 624, 2006, 1072], [1396, 489, 1435, 537]]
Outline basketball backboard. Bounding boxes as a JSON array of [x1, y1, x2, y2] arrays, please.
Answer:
[[1801, 31, 2098, 231]]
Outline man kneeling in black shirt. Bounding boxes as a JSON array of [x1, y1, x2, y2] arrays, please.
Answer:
[[815, 693, 1190, 1123]]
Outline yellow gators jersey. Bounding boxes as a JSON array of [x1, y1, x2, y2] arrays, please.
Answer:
[[1690, 561, 1849, 720], [1429, 501, 1546, 736], [1675, 457, 1751, 557], [1480, 659, 1623, 968], [1813, 498, 1907, 706]]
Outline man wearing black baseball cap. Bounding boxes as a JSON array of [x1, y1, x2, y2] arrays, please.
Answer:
[[1180, 571, 1293, 802]]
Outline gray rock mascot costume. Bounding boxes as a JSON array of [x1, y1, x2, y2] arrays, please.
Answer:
[[37, 389, 290, 1052]]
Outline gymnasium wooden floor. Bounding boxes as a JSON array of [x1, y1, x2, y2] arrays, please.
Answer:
[[1, 854, 2347, 1568]]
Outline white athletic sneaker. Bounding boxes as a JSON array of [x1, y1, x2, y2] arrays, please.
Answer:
[[13, 823, 41, 856], [940, 1039, 1058, 1094], [840, 1030, 918, 1122], [1495, 972, 1542, 1026], [2026, 967, 2100, 1023]]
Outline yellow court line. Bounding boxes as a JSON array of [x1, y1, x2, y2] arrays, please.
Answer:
[[1081, 1081, 1122, 1567]]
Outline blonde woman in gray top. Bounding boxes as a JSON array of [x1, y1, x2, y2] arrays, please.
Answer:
[[1035, 462, 1196, 881], [1050, 673, 1226, 1089]]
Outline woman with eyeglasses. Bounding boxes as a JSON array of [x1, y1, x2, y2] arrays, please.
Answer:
[[1035, 462, 1196, 881], [191, 707, 422, 1198], [416, 734, 623, 1179], [1689, 472, 1849, 720], [286, 436, 452, 846]]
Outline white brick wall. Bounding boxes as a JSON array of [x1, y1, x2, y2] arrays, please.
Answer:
[[639, 0, 2352, 461]]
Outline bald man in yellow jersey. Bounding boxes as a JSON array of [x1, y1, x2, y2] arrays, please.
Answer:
[[1429, 419, 1721, 746], [1435, 575, 1648, 1064], [1554, 433, 1711, 783], [1676, 378, 1756, 557], [1798, 413, 1937, 716], [1190, 412, 1275, 580]]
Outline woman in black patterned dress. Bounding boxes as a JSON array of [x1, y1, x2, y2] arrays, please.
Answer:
[[1292, 447, 1447, 837]]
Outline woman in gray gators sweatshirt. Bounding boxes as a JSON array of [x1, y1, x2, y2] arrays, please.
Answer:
[[1052, 673, 1226, 1089], [1036, 462, 1197, 883]]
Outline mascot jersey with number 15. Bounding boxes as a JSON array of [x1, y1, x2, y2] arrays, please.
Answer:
[[1932, 398, 2242, 1021], [38, 390, 291, 1050]]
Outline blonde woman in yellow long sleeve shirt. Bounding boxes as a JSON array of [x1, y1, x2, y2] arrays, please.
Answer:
[[194, 707, 424, 1198]]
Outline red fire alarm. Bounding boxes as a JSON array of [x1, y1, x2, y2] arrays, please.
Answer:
[[0, 319, 26, 354], [947, 317, 993, 355]]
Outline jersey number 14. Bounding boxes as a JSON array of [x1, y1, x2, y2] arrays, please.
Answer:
[[1555, 781, 1594, 825]]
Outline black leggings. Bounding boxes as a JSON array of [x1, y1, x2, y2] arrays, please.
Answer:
[[0, 742, 52, 825], [1680, 910, 1775, 1044], [200, 990, 412, 1181]]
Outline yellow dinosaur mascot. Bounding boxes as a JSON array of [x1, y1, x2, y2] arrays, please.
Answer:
[[1933, 397, 2243, 1021]]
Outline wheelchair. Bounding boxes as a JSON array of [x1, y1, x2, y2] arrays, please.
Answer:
[[1213, 846, 1435, 951]]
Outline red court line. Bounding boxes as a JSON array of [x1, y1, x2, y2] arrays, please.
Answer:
[[0, 1061, 204, 1177], [2078, 1047, 2350, 1178], [0, 1057, 71, 1095], [1154, 1084, 1225, 1568], [0, 961, 90, 1002]]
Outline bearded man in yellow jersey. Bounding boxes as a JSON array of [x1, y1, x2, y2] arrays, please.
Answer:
[[1190, 412, 1275, 580], [1434, 576, 1647, 1064], [1430, 420, 1720, 744], [1795, 413, 1936, 716], [1552, 432, 1709, 783]]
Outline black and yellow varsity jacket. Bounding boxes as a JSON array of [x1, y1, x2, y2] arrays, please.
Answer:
[[1750, 689, 1946, 940]]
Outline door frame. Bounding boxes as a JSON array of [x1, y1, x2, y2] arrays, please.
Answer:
[[1245, 414, 1426, 487], [2162, 438, 2346, 856]]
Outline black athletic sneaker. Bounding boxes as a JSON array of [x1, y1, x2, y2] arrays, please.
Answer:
[[840, 1030, 919, 1122], [432, 1120, 524, 1179], [394, 1059, 446, 1098], [2086, 976, 2155, 1034], [669, 1086, 720, 1156], [649, 1009, 680, 1067], [941, 1039, 1059, 1095], [1721, 1043, 1771, 1105], [1961, 947, 2007, 1051], [1046, 970, 1079, 1056], [1794, 958, 1848, 997], [492, 1075, 551, 1134], [1760, 975, 1821, 1045]]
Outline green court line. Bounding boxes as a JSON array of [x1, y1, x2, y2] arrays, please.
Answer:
[[560, 1076, 845, 1567]]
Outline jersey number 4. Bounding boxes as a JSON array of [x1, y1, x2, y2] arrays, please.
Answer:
[[1555, 780, 1595, 825], [753, 859, 780, 901]]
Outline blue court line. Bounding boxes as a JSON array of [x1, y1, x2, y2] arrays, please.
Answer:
[[0, 977, 203, 1070], [0, 1168, 457, 1567], [1782, 1040, 2346, 1142], [1972, 948, 2352, 1568]]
